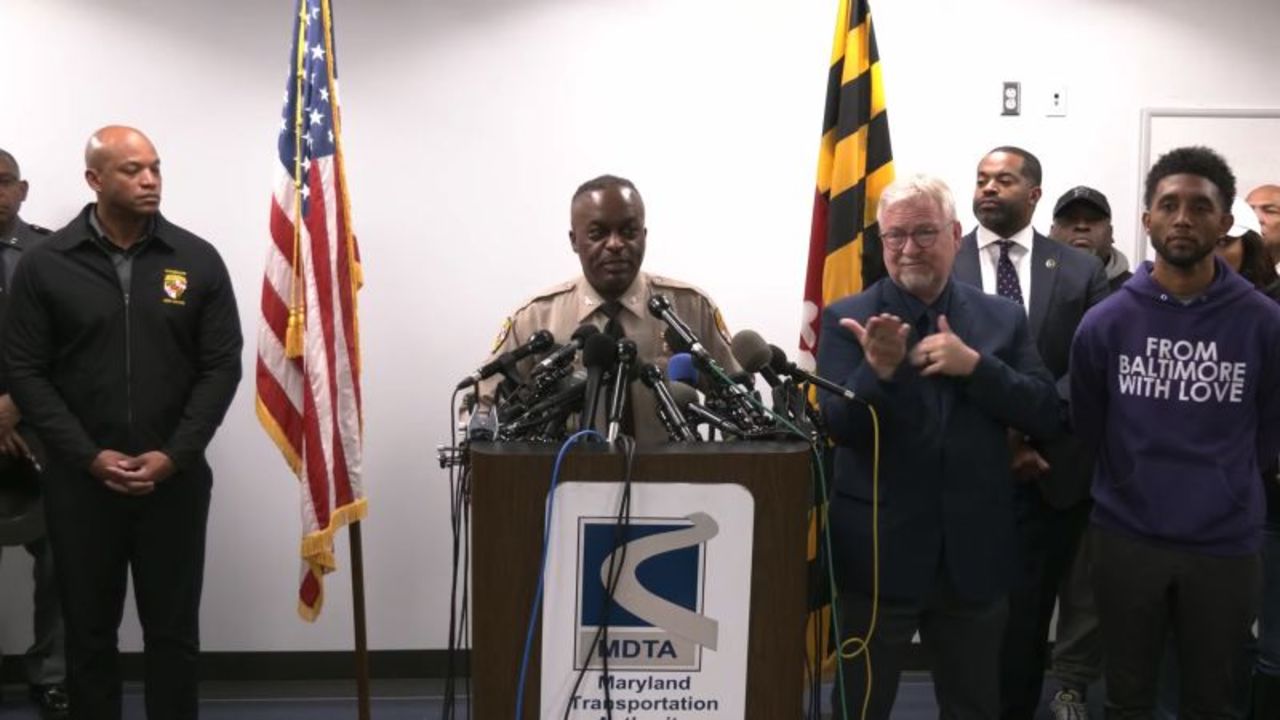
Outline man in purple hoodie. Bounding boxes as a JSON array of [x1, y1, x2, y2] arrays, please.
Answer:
[[1070, 146, 1280, 719]]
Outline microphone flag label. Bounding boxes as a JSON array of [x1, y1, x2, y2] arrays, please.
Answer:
[[541, 482, 754, 719]]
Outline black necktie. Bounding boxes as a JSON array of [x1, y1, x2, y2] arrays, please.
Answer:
[[598, 300, 635, 435], [600, 300, 625, 340], [996, 240, 1024, 306]]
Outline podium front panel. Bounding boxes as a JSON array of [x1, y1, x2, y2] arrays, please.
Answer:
[[470, 441, 811, 720]]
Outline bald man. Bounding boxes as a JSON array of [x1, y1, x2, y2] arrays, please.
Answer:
[[1248, 184, 1280, 268], [3, 127, 243, 720]]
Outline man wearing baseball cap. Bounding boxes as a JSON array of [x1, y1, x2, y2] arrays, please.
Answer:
[[1051, 186, 1131, 293]]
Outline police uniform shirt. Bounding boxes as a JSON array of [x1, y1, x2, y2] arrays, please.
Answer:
[[477, 271, 739, 444], [1, 219, 51, 293]]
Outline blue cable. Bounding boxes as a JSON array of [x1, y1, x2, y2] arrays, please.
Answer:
[[513, 429, 605, 720]]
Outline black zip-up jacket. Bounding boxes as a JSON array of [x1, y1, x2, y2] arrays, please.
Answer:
[[2, 205, 242, 474]]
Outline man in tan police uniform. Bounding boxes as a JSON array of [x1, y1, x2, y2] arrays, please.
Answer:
[[477, 174, 739, 444]]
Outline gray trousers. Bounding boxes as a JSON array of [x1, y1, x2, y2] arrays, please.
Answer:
[[0, 536, 67, 686]]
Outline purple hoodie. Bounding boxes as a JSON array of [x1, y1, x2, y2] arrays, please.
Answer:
[[1070, 257, 1280, 555]]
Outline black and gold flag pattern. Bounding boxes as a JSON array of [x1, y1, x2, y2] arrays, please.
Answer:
[[799, 0, 894, 369]]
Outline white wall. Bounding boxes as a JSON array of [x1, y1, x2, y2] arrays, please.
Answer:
[[1, 0, 1277, 654]]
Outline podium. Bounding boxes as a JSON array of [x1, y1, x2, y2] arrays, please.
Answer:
[[470, 441, 812, 719]]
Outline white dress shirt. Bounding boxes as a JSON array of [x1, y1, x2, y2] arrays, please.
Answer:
[[975, 223, 1035, 315]]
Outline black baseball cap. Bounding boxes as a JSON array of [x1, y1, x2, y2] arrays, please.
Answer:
[[1053, 186, 1111, 219]]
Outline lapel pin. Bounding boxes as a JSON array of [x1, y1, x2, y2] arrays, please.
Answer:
[[1045, 258, 1057, 269]]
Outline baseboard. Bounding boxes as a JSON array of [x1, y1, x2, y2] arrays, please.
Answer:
[[2, 650, 470, 683]]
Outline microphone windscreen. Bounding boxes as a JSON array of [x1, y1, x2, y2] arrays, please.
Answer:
[[667, 353, 698, 385], [583, 332, 618, 369], [666, 381, 700, 409], [572, 324, 601, 344], [731, 330, 772, 373], [768, 344, 791, 374]]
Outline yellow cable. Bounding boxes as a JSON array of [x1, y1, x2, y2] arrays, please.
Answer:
[[837, 404, 879, 720]]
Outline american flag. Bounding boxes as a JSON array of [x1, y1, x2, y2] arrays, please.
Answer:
[[257, 0, 365, 622]]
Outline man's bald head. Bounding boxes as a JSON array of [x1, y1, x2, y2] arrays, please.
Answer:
[[85, 126, 156, 170], [84, 126, 162, 217], [1247, 184, 1280, 262]]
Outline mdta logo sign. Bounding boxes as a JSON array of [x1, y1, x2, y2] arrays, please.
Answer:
[[574, 512, 719, 671]]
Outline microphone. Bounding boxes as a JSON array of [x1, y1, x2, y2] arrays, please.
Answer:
[[648, 295, 712, 363], [498, 371, 588, 439], [455, 329, 554, 389], [731, 330, 783, 387], [533, 325, 599, 376], [638, 364, 697, 442], [667, 352, 699, 387], [579, 333, 617, 433], [606, 339, 638, 443], [768, 344, 857, 402], [667, 381, 745, 438]]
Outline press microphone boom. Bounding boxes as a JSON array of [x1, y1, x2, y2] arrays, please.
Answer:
[[456, 329, 554, 389], [533, 325, 600, 376], [648, 295, 712, 363], [639, 364, 697, 442], [769, 344, 857, 402], [606, 339, 638, 443], [668, 382, 745, 438]]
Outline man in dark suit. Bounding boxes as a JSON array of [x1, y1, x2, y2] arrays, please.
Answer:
[[952, 147, 1108, 720], [817, 173, 1060, 720]]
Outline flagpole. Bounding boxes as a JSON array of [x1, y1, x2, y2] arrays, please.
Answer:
[[310, 1, 372, 715], [349, 520, 372, 720]]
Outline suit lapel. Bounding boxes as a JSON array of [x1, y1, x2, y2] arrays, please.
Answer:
[[1028, 232, 1058, 341], [954, 232, 982, 287]]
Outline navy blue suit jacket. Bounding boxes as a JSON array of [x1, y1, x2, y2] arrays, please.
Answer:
[[817, 278, 1060, 603], [954, 230, 1108, 507]]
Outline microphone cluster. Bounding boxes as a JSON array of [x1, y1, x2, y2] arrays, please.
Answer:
[[453, 295, 853, 443]]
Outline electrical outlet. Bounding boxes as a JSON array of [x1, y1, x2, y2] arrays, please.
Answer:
[[1002, 81, 1021, 116], [1047, 86, 1068, 117]]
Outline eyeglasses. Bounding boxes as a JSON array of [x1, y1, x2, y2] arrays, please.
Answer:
[[881, 226, 941, 250]]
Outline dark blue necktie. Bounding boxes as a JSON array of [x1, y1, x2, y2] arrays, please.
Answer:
[[996, 240, 1024, 306]]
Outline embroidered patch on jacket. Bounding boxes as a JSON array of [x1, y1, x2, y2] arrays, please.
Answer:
[[163, 269, 189, 305], [714, 308, 731, 343], [491, 317, 513, 353]]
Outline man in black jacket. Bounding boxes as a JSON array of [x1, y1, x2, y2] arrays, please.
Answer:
[[3, 127, 243, 720]]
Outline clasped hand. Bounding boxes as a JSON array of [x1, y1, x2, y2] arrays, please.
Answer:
[[90, 450, 176, 496]]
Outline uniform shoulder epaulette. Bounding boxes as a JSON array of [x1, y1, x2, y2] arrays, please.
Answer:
[[512, 279, 576, 312], [650, 274, 711, 299], [491, 280, 577, 352]]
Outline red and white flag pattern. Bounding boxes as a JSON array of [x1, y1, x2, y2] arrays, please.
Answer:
[[257, 0, 365, 622]]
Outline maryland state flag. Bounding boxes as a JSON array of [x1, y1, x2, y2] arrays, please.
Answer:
[[799, 0, 894, 370], [801, 0, 893, 683]]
